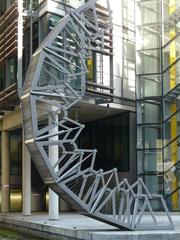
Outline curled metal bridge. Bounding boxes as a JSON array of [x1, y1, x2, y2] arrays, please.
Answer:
[[21, 0, 174, 230]]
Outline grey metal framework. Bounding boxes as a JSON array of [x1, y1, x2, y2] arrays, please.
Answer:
[[21, 0, 174, 230]]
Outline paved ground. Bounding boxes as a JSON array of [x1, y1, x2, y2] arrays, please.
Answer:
[[0, 212, 180, 240]]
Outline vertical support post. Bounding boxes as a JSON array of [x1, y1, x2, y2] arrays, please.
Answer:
[[129, 112, 136, 184], [22, 140, 31, 216], [1, 131, 10, 213], [121, 0, 124, 98], [17, 0, 23, 97], [49, 188, 59, 219], [30, 0, 33, 59], [48, 110, 59, 220]]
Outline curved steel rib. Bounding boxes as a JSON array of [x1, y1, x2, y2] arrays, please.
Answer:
[[21, 0, 174, 230]]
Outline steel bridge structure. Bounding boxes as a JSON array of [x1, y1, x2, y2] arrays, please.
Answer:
[[21, 0, 174, 230]]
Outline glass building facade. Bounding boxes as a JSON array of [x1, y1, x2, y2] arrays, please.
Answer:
[[0, 0, 136, 101], [136, 0, 180, 210]]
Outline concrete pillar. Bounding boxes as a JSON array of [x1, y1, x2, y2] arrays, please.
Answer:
[[1, 130, 10, 213], [17, 0, 23, 96], [48, 111, 59, 220], [22, 141, 31, 216], [49, 188, 59, 219]]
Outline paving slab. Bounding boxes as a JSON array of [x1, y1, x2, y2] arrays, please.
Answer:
[[0, 212, 179, 240]]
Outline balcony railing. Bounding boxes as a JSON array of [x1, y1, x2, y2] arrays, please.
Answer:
[[0, 1, 18, 64], [0, 83, 19, 111]]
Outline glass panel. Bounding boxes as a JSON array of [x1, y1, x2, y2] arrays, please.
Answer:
[[163, 138, 180, 167], [123, 28, 135, 42], [38, 58, 64, 87], [138, 175, 163, 209], [38, 56, 82, 91], [123, 0, 135, 31], [39, 14, 48, 43], [136, 0, 161, 26], [136, 25, 161, 50], [137, 49, 161, 74], [163, 98, 180, 121], [123, 59, 135, 99], [113, 56, 122, 78], [144, 175, 164, 195], [137, 75, 161, 99], [137, 101, 162, 124], [163, 0, 180, 44], [123, 78, 135, 99], [164, 154, 180, 210], [163, 36, 180, 71], [137, 149, 163, 173], [123, 59, 135, 79], [163, 61, 180, 95], [40, 14, 61, 43], [114, 76, 122, 97], [137, 125, 162, 149], [110, 0, 122, 26], [65, 0, 85, 8], [25, 0, 38, 10], [164, 116, 180, 146], [165, 190, 180, 210], [49, 14, 61, 31], [6, 57, 17, 87], [124, 40, 135, 62], [0, 65, 4, 91]]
